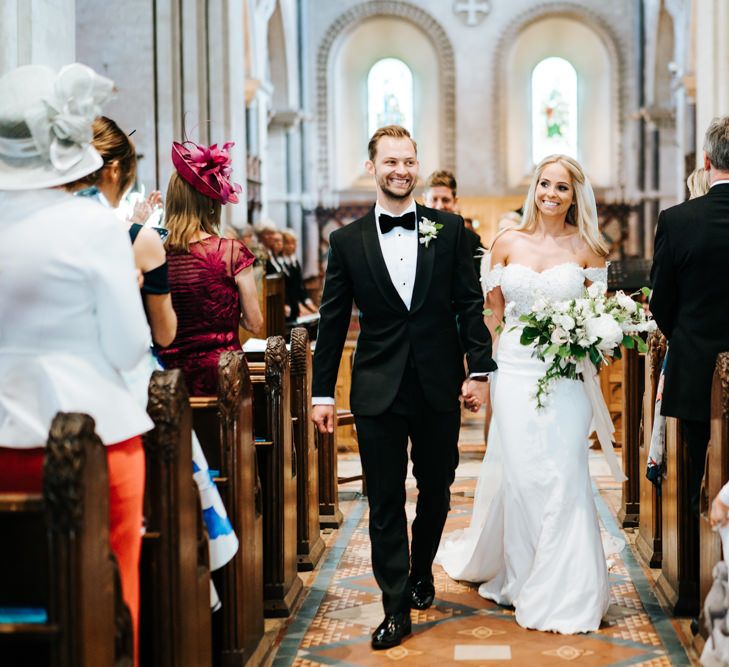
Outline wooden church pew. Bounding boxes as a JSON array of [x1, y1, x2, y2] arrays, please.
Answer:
[[317, 415, 345, 529], [0, 412, 130, 667], [190, 351, 268, 665], [656, 414, 700, 616], [698, 352, 729, 637], [140, 369, 212, 667], [618, 343, 645, 527], [263, 273, 286, 338], [636, 330, 667, 568], [247, 336, 304, 617], [289, 327, 325, 570]]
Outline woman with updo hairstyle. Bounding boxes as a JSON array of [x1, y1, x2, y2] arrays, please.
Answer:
[[158, 140, 263, 396]]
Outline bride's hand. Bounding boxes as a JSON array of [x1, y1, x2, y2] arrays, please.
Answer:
[[462, 378, 489, 412]]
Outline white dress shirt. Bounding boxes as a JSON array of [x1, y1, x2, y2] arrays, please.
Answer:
[[374, 200, 419, 310], [0, 189, 153, 447]]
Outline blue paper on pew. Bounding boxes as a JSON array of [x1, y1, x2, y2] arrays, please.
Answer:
[[0, 607, 48, 624]]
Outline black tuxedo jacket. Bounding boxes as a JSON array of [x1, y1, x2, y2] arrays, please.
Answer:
[[465, 227, 485, 278], [650, 183, 729, 421], [312, 204, 497, 415]]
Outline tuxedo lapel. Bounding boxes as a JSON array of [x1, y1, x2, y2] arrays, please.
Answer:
[[360, 206, 408, 312], [409, 204, 436, 313]]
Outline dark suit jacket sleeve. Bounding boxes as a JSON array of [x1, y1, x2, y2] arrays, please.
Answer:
[[649, 212, 677, 338], [312, 233, 353, 397], [451, 219, 498, 374]]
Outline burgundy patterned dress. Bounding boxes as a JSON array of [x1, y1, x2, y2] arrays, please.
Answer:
[[158, 236, 255, 396]]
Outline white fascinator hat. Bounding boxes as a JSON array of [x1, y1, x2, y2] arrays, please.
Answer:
[[0, 63, 114, 190]]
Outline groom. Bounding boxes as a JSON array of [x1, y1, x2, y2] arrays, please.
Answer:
[[311, 125, 497, 649]]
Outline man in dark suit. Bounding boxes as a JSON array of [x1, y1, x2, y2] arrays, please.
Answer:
[[311, 126, 496, 649], [650, 115, 729, 516], [423, 169, 484, 277]]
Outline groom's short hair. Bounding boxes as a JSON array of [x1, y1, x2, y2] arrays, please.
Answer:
[[368, 125, 418, 161]]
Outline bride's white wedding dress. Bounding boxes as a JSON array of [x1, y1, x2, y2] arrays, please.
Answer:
[[436, 261, 612, 634]]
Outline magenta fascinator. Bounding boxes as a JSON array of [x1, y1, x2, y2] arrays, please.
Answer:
[[171, 140, 242, 204]]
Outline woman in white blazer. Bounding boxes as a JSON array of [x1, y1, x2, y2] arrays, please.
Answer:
[[0, 63, 151, 666]]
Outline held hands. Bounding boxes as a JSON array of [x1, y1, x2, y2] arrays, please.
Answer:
[[461, 378, 489, 413], [710, 495, 729, 530], [312, 404, 336, 434]]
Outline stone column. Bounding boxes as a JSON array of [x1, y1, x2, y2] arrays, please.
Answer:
[[695, 0, 729, 154], [208, 0, 249, 230], [1, 0, 75, 75]]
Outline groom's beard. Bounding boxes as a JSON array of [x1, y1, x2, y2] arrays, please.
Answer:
[[377, 172, 417, 201]]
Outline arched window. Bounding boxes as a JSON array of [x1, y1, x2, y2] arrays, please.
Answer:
[[531, 57, 578, 164], [367, 58, 413, 137]]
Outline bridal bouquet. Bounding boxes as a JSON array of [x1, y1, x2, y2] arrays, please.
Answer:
[[514, 282, 656, 408]]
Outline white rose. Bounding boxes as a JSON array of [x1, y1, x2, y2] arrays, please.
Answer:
[[577, 337, 592, 348], [615, 291, 637, 312], [419, 220, 436, 234], [587, 281, 607, 299], [556, 314, 576, 331], [585, 314, 624, 352], [532, 297, 549, 318]]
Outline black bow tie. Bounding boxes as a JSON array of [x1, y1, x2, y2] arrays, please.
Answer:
[[379, 211, 416, 234]]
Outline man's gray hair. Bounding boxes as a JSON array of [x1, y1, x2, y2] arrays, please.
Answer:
[[703, 116, 729, 170]]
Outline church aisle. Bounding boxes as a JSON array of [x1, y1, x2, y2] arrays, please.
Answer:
[[268, 413, 694, 666]]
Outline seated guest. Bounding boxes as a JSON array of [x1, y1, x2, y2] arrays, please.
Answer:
[[0, 63, 152, 666], [265, 229, 287, 276], [255, 218, 278, 255], [158, 139, 263, 395]]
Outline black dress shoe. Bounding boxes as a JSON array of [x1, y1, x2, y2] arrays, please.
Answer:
[[371, 612, 412, 650], [410, 576, 436, 610]]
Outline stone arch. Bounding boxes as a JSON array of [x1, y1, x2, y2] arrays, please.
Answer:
[[491, 2, 629, 190], [316, 0, 455, 192]]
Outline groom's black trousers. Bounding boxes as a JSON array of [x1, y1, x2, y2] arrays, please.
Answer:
[[354, 360, 461, 615]]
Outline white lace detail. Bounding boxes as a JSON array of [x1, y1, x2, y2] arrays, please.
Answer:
[[498, 262, 604, 318], [583, 265, 608, 284], [482, 263, 504, 294]]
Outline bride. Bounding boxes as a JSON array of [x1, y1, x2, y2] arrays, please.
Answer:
[[437, 154, 616, 634]]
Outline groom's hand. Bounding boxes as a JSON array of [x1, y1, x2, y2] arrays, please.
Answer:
[[461, 379, 489, 413], [312, 405, 336, 433]]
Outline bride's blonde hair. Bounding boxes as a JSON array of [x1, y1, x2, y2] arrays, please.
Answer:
[[494, 154, 608, 257]]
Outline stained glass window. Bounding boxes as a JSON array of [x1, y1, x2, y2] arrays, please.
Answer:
[[531, 57, 578, 164], [367, 58, 413, 137]]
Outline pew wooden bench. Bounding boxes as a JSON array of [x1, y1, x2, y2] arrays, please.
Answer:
[[0, 413, 131, 666], [140, 369, 212, 667], [636, 330, 666, 568], [246, 337, 304, 617], [190, 351, 269, 665]]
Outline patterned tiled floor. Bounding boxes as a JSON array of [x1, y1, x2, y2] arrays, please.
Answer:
[[268, 411, 696, 666]]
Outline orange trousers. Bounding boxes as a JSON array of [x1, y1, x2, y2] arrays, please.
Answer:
[[0, 437, 145, 667]]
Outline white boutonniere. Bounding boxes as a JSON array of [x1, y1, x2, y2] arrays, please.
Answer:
[[419, 217, 443, 248]]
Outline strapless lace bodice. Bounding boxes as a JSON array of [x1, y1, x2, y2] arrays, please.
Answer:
[[483, 262, 607, 317]]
